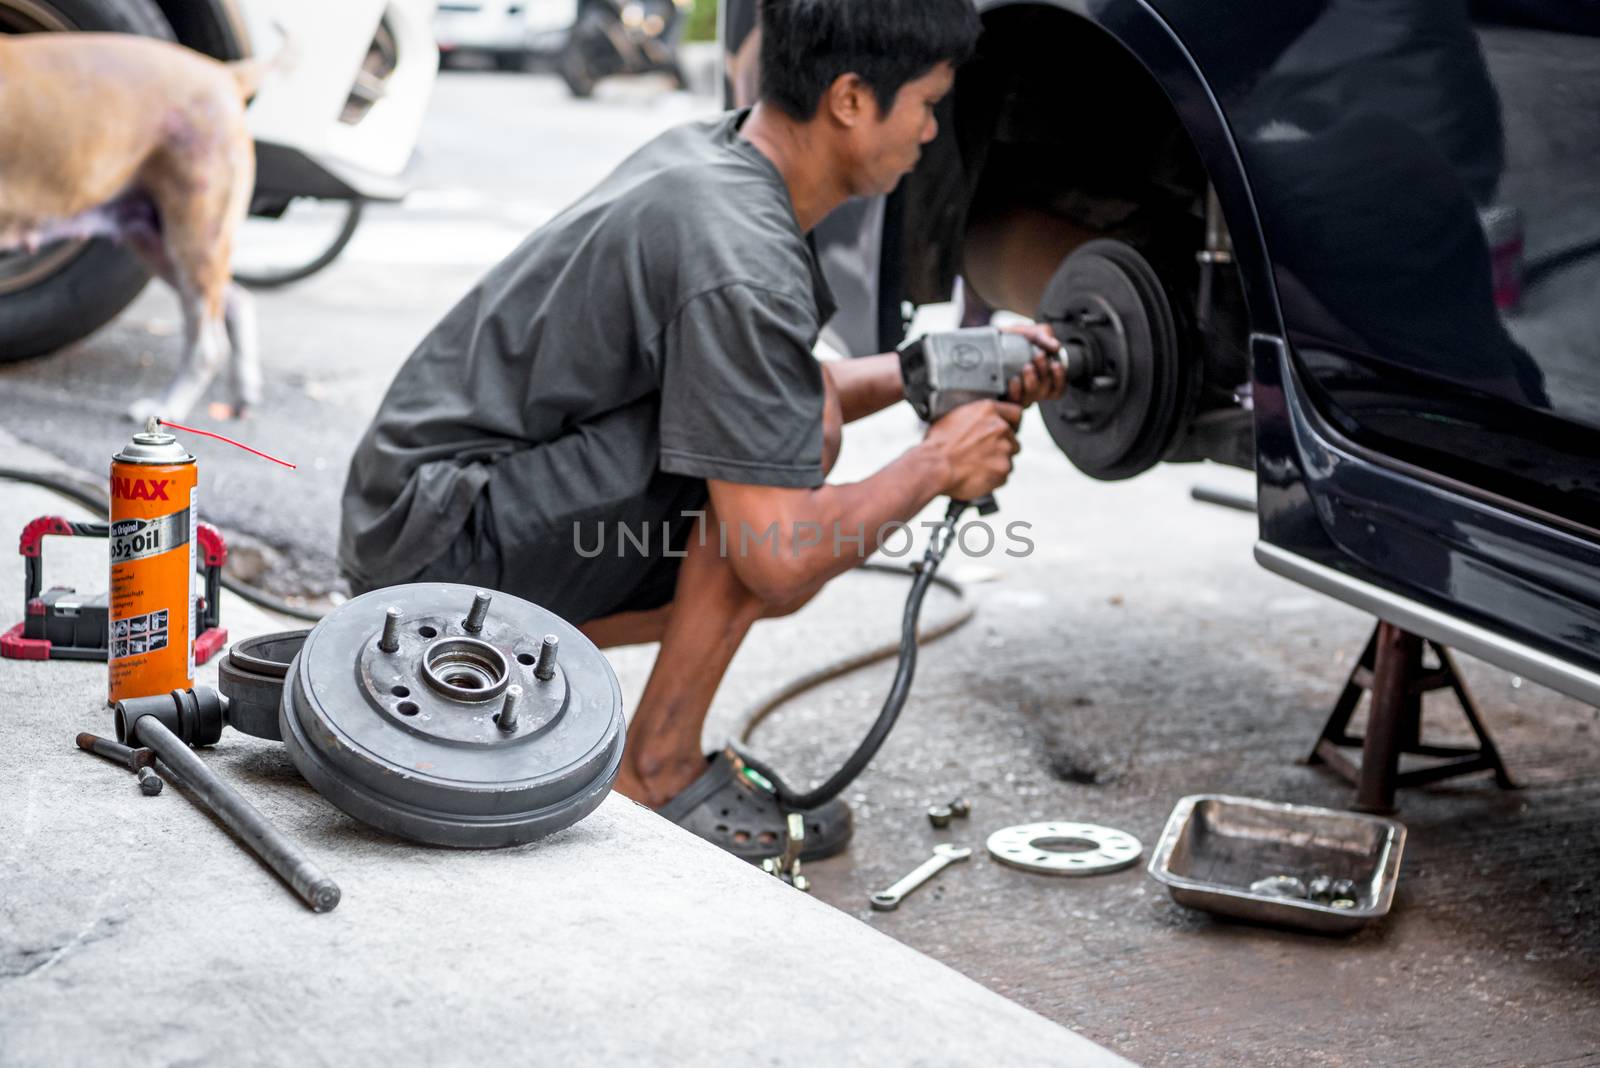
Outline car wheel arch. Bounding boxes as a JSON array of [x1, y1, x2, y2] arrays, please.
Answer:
[[906, 0, 1286, 345]]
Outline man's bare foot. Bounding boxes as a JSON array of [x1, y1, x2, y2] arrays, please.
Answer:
[[612, 764, 650, 805], [611, 751, 709, 809]]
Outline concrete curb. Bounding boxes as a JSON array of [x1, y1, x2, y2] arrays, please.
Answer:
[[0, 435, 1135, 1067]]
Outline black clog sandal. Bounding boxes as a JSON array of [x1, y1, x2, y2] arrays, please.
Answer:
[[657, 746, 853, 864]]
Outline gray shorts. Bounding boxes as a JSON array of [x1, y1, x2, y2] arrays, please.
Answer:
[[412, 486, 703, 625]]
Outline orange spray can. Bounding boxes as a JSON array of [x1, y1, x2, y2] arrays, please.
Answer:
[[108, 418, 198, 705]]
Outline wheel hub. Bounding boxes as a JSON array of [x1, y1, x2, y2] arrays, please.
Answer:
[[1038, 239, 1193, 480], [279, 583, 626, 848]]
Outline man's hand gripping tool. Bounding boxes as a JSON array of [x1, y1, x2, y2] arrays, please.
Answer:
[[897, 326, 1072, 516]]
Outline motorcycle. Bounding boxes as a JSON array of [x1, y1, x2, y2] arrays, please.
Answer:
[[559, 0, 690, 98]]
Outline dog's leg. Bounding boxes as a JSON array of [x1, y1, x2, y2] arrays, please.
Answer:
[[130, 123, 257, 422], [123, 215, 224, 424], [223, 282, 261, 416], [118, 70, 261, 423], [125, 282, 227, 424], [215, 129, 259, 420]]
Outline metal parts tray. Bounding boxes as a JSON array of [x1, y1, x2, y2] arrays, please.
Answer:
[[1146, 794, 1405, 934]]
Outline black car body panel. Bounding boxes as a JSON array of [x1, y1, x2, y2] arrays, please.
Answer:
[[1126, 0, 1600, 689], [723, 0, 1600, 700]]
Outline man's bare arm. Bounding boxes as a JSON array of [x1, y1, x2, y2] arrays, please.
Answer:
[[824, 354, 904, 423], [707, 400, 1022, 606], [714, 324, 1066, 605]]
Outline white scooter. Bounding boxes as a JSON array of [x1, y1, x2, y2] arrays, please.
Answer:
[[0, 0, 438, 356]]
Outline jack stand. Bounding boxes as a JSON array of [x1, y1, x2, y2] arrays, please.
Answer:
[[1306, 621, 1518, 813]]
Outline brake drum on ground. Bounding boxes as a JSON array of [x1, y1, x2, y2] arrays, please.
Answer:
[[278, 582, 625, 848]]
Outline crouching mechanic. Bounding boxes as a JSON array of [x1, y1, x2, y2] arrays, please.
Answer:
[[339, 0, 1067, 862]]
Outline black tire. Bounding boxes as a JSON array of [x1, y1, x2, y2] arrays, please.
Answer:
[[0, 0, 173, 363], [559, 44, 597, 98], [234, 198, 365, 290]]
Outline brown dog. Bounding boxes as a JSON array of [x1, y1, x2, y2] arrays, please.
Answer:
[[0, 33, 272, 421]]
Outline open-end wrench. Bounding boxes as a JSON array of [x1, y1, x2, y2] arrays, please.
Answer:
[[869, 843, 972, 911]]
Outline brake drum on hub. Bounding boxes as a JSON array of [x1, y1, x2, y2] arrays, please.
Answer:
[[278, 583, 626, 848], [1038, 239, 1194, 481]]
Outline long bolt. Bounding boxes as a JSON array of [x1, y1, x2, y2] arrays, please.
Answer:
[[379, 606, 402, 653], [76, 732, 156, 772], [126, 714, 341, 913], [499, 684, 523, 733], [465, 591, 492, 633], [534, 635, 560, 681], [137, 767, 163, 796]]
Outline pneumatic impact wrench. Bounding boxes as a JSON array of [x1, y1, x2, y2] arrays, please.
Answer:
[[899, 325, 1078, 515], [742, 327, 1062, 813]]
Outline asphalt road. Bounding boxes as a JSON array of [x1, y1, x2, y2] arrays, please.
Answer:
[[2, 66, 1597, 1066]]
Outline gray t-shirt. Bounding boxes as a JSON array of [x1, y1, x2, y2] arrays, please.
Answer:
[[339, 110, 836, 593]]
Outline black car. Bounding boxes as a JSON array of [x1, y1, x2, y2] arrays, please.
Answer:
[[723, 1, 1600, 783]]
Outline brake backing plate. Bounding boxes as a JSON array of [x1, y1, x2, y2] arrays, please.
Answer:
[[278, 583, 625, 848], [1038, 239, 1192, 480]]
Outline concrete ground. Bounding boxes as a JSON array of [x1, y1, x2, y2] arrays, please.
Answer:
[[1, 67, 1598, 1066]]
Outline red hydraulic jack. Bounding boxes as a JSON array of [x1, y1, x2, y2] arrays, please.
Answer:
[[1306, 620, 1518, 813], [0, 515, 228, 664]]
